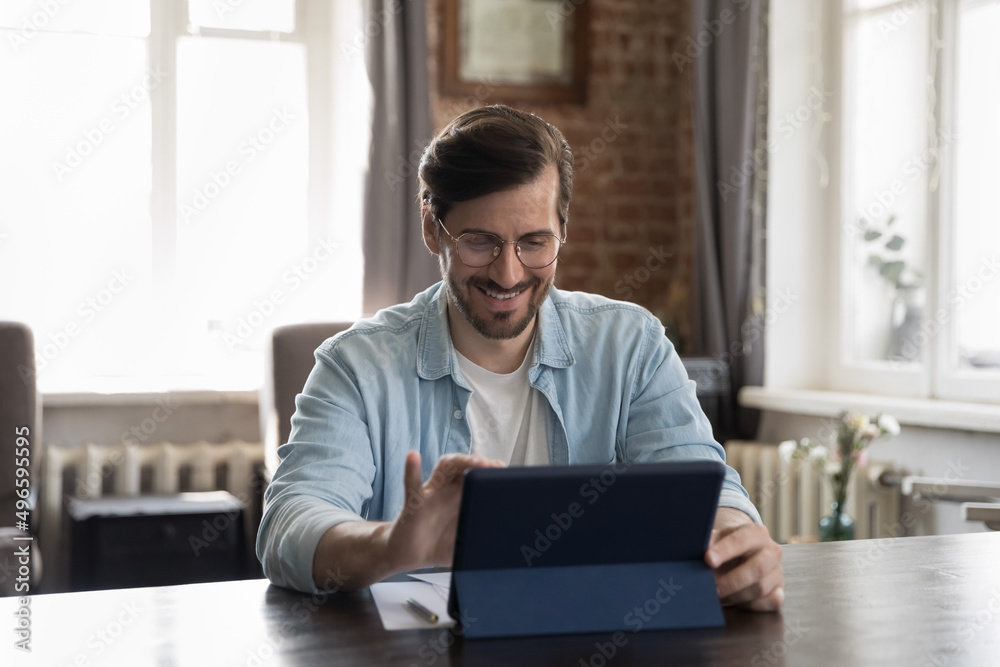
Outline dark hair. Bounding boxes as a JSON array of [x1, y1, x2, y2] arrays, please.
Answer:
[[418, 104, 574, 230]]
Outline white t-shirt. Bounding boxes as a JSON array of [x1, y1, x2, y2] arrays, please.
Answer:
[[454, 339, 550, 466]]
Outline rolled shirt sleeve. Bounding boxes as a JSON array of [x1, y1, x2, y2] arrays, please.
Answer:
[[623, 317, 762, 524], [256, 345, 376, 593]]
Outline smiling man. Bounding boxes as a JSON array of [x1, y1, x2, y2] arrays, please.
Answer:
[[257, 105, 784, 612]]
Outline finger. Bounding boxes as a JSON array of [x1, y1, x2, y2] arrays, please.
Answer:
[[716, 544, 782, 601], [741, 586, 784, 612], [404, 450, 423, 494], [720, 560, 784, 607], [430, 454, 502, 487], [399, 451, 425, 518], [705, 522, 772, 569], [715, 537, 782, 598]]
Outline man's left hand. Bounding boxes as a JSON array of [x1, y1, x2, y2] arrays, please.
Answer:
[[705, 507, 784, 612]]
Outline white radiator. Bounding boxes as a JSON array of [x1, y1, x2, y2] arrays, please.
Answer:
[[726, 440, 901, 543], [40, 440, 264, 591]]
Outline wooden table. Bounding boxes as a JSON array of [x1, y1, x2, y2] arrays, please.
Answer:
[[4, 532, 999, 666]]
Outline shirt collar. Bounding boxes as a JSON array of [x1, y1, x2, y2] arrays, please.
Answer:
[[416, 281, 575, 381]]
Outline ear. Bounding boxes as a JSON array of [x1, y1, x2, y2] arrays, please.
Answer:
[[422, 205, 441, 255]]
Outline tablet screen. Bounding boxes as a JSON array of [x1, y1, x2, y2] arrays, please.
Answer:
[[451, 459, 725, 572]]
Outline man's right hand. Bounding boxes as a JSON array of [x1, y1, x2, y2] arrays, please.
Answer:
[[386, 451, 505, 572], [312, 451, 504, 590]]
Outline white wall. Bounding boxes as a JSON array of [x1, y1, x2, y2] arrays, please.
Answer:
[[766, 0, 836, 390]]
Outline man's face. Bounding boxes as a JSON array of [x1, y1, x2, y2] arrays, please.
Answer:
[[424, 166, 562, 341]]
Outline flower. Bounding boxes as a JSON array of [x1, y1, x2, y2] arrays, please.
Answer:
[[786, 411, 901, 537], [778, 440, 797, 462], [810, 445, 829, 464], [846, 413, 871, 433], [878, 414, 901, 436]]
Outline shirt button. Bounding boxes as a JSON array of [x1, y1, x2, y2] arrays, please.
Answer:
[[453, 410, 463, 420]]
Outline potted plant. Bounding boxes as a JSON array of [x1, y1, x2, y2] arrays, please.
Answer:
[[860, 215, 924, 362], [779, 411, 901, 541]]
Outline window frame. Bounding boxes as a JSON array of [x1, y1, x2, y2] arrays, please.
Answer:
[[830, 0, 1000, 404], [149, 0, 335, 296], [0, 0, 365, 393]]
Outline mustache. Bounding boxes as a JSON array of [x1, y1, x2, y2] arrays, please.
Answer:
[[467, 277, 539, 293]]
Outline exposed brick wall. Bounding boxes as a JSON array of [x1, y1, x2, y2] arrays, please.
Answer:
[[426, 0, 696, 353]]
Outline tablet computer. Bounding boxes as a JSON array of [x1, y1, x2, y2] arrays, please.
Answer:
[[447, 459, 726, 637]]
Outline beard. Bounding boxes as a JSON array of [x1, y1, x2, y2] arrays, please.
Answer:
[[445, 271, 554, 340]]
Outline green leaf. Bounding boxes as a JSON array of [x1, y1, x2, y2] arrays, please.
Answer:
[[885, 235, 905, 251], [864, 230, 882, 242], [880, 260, 905, 284], [868, 255, 883, 268], [886, 215, 897, 226]]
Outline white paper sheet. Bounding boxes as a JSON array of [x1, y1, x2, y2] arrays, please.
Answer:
[[407, 572, 451, 603], [369, 580, 455, 631]]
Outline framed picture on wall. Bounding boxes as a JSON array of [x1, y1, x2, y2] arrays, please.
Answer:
[[441, 0, 590, 105]]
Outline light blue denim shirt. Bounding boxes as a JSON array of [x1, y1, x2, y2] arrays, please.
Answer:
[[257, 282, 760, 593]]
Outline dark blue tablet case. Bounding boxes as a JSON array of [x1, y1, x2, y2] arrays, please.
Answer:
[[447, 460, 727, 638]]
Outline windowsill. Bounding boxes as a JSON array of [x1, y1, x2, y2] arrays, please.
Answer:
[[739, 386, 1000, 434], [41, 378, 260, 408]]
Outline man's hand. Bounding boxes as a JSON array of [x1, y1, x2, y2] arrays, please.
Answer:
[[385, 451, 505, 572], [312, 451, 504, 590], [705, 507, 784, 612]]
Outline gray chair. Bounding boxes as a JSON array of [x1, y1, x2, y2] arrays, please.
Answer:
[[0, 322, 43, 595], [260, 322, 353, 476]]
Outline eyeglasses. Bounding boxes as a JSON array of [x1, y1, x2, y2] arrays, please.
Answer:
[[436, 218, 565, 269]]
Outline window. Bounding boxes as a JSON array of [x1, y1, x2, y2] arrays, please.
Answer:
[[0, 0, 369, 392], [834, 0, 1000, 403]]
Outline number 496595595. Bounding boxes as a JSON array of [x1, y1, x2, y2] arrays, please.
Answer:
[[14, 426, 31, 520]]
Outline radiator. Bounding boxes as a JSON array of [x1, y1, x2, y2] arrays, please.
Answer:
[[40, 440, 265, 591], [725, 440, 901, 543]]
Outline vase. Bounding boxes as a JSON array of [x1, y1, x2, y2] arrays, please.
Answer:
[[819, 501, 855, 542], [888, 285, 924, 362]]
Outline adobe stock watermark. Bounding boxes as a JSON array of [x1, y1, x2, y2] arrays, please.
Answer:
[[212, 0, 251, 21], [180, 107, 295, 224], [187, 466, 269, 558], [923, 588, 1000, 666], [7, 0, 73, 54], [578, 578, 683, 667], [576, 116, 628, 174], [406, 609, 479, 667], [341, 0, 404, 64], [886, 254, 999, 370], [672, 0, 753, 72], [18, 268, 135, 384], [71, 398, 181, 496], [238, 568, 350, 667], [56, 600, 144, 665], [545, 0, 586, 29], [844, 128, 958, 232], [384, 77, 499, 194], [613, 246, 674, 299], [707, 286, 799, 380], [521, 459, 633, 566], [877, 0, 921, 40], [50, 68, 168, 183], [750, 620, 809, 667], [717, 87, 833, 202], [223, 234, 339, 352]]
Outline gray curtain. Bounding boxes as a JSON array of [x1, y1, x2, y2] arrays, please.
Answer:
[[362, 0, 439, 315], [691, 0, 769, 439]]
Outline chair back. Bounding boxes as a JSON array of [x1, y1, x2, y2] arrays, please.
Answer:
[[261, 322, 353, 473]]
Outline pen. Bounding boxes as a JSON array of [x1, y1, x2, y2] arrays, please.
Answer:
[[406, 597, 439, 624]]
